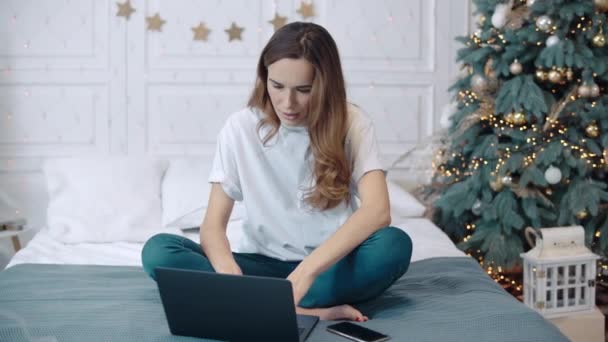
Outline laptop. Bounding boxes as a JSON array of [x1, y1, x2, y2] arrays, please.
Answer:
[[155, 267, 319, 342]]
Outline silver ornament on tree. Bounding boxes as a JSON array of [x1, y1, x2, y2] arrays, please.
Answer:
[[546, 35, 560, 47], [527, 0, 536, 6], [578, 84, 592, 98], [471, 74, 489, 93], [472, 199, 483, 215], [544, 165, 562, 184], [502, 175, 513, 185], [510, 59, 523, 75], [590, 84, 600, 97], [536, 15, 554, 32]]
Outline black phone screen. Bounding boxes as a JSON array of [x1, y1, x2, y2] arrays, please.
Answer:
[[326, 322, 389, 342]]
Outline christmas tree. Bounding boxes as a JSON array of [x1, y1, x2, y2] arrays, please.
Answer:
[[430, 0, 608, 271]]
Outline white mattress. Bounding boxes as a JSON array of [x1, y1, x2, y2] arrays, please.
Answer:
[[6, 218, 465, 269]]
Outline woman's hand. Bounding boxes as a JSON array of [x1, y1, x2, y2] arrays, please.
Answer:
[[215, 260, 243, 276], [286, 263, 317, 306]]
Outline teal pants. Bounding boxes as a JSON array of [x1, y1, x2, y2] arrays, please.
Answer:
[[141, 226, 412, 308]]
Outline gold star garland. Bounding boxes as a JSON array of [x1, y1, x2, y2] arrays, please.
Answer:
[[115, 3, 316, 42]]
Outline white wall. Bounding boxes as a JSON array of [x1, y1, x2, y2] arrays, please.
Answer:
[[0, 0, 471, 266]]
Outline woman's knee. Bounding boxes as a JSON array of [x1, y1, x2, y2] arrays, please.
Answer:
[[141, 233, 183, 280], [375, 227, 413, 269]]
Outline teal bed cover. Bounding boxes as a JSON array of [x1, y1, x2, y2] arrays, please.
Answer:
[[0, 257, 568, 341]]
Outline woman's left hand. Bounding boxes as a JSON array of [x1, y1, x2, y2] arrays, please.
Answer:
[[286, 264, 317, 306]]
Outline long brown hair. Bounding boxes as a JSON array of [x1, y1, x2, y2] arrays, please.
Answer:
[[247, 22, 350, 211]]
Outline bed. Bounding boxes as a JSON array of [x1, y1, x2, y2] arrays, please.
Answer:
[[0, 157, 568, 341]]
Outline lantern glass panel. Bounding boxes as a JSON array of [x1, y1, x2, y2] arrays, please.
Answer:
[[546, 290, 552, 309], [581, 264, 586, 282], [568, 287, 575, 306], [568, 265, 576, 284], [579, 286, 586, 305], [557, 266, 564, 285], [546, 267, 553, 286], [557, 289, 564, 307]]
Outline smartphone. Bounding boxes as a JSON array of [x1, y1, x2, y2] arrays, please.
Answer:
[[326, 322, 390, 342]]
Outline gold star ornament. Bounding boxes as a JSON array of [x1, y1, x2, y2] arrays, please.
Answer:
[[146, 13, 166, 32], [225, 22, 244, 42], [116, 1, 135, 20], [192, 22, 211, 41], [296, 1, 315, 19], [269, 13, 288, 31]]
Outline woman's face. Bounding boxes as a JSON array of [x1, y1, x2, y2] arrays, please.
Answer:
[[266, 58, 314, 127]]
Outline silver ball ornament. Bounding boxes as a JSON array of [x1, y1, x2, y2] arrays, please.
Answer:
[[471, 74, 488, 92], [536, 15, 553, 32], [546, 35, 560, 47], [544, 165, 562, 185], [578, 85, 592, 98], [502, 175, 513, 185], [590, 84, 600, 97], [509, 60, 523, 75], [472, 200, 483, 215]]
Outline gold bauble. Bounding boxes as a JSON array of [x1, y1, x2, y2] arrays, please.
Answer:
[[512, 112, 527, 125], [535, 69, 548, 81], [548, 70, 562, 83], [576, 210, 589, 220], [504, 112, 516, 124], [593, 33, 606, 47], [565, 68, 574, 81], [586, 122, 600, 138], [595, 0, 608, 12]]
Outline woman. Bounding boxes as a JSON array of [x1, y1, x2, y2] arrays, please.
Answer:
[[142, 22, 412, 322]]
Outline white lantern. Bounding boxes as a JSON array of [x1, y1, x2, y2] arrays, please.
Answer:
[[521, 226, 599, 318]]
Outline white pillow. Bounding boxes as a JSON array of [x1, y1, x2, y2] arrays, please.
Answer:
[[167, 204, 244, 230], [161, 157, 213, 228], [162, 157, 243, 230], [387, 179, 427, 219], [43, 156, 177, 243]]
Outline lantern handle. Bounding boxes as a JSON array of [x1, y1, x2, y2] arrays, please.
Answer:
[[525, 226, 541, 248]]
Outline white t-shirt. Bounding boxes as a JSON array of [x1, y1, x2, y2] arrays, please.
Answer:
[[208, 103, 386, 261]]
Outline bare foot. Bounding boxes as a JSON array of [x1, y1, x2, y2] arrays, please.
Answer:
[[296, 304, 369, 321]]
